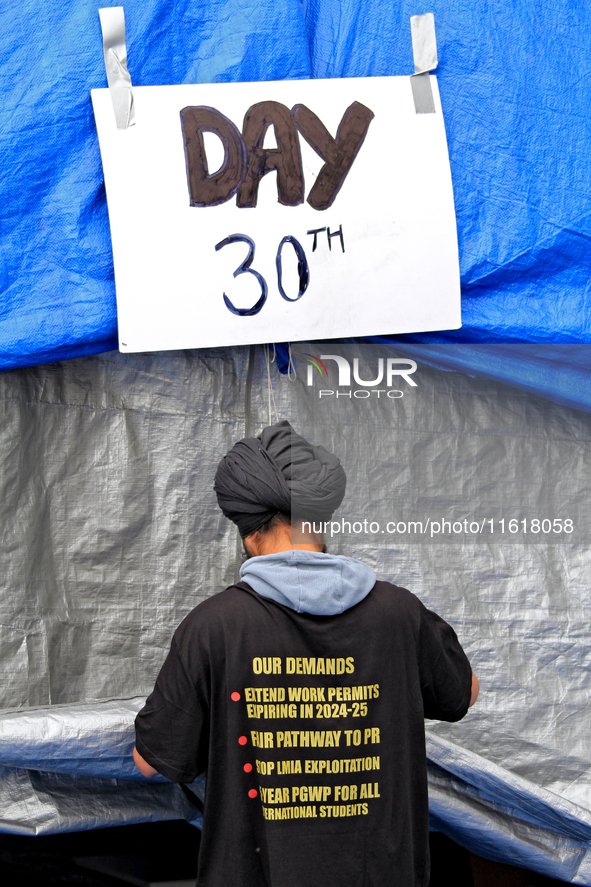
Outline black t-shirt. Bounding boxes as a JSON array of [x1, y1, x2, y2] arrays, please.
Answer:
[[135, 580, 472, 887]]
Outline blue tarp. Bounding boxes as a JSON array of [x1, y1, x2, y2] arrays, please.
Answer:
[[1, 0, 590, 375], [371, 343, 591, 415]]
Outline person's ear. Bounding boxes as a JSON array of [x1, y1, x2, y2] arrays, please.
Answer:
[[243, 532, 261, 558]]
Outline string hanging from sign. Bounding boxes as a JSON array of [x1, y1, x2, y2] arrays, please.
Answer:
[[287, 344, 296, 382], [264, 345, 280, 427], [233, 343, 257, 583]]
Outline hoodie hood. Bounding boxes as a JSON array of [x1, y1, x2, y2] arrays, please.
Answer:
[[239, 550, 376, 616]]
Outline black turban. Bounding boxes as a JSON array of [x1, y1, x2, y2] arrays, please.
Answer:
[[213, 420, 347, 537]]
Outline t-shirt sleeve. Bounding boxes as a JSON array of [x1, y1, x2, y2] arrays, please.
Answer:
[[134, 635, 208, 783], [417, 601, 473, 722]]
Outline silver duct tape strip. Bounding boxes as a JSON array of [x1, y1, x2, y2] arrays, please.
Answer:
[[411, 13, 438, 73], [410, 73, 435, 115], [410, 13, 437, 114], [99, 7, 135, 130]]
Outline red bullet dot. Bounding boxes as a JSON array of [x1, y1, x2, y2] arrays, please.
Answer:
[[248, 789, 258, 799], [238, 735, 248, 746], [243, 763, 253, 773], [231, 692, 240, 701]]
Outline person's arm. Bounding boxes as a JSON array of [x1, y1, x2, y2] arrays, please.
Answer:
[[469, 672, 479, 707], [133, 746, 159, 778], [417, 601, 475, 721], [134, 629, 209, 783]]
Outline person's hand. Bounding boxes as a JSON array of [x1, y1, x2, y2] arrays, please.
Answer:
[[133, 746, 159, 777], [469, 673, 479, 707]]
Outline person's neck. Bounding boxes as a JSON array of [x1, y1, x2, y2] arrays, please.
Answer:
[[260, 542, 324, 554], [245, 525, 324, 557]]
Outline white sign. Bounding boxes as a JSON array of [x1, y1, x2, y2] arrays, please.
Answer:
[[91, 76, 460, 352]]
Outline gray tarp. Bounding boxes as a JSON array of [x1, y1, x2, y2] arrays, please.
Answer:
[[0, 344, 590, 883]]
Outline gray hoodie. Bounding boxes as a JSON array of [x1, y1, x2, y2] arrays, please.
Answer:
[[239, 550, 376, 616]]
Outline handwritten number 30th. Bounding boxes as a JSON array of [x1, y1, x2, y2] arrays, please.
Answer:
[[215, 234, 310, 316]]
